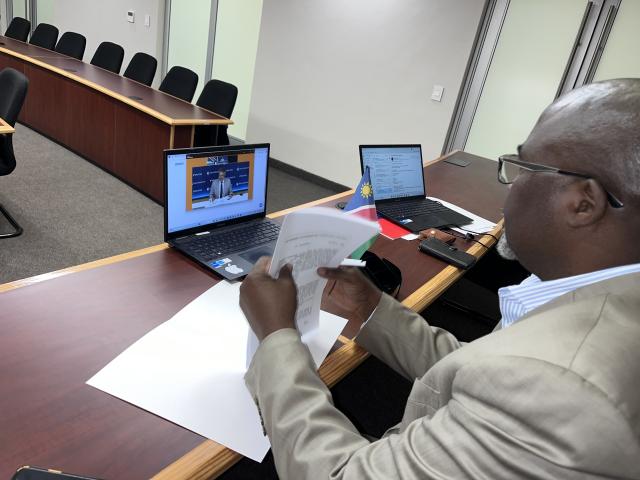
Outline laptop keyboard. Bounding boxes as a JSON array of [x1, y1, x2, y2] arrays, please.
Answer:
[[179, 221, 280, 260], [378, 199, 448, 218]]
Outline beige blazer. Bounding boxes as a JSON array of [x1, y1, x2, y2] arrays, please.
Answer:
[[245, 272, 640, 479]]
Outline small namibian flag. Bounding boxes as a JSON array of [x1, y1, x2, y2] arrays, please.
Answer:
[[344, 166, 379, 259]]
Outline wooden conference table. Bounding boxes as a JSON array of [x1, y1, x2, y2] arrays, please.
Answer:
[[0, 35, 231, 203], [0, 151, 507, 479]]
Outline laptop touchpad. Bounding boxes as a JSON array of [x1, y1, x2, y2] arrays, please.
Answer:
[[240, 244, 276, 264]]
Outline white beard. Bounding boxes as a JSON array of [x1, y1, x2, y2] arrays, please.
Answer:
[[496, 231, 518, 261]]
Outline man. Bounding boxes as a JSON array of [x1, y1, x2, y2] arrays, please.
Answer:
[[209, 167, 233, 202], [239, 79, 640, 478]]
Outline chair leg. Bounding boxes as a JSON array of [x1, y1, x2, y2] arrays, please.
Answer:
[[0, 203, 23, 238]]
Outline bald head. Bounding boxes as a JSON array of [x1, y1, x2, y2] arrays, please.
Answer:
[[503, 79, 640, 280], [523, 78, 640, 206]]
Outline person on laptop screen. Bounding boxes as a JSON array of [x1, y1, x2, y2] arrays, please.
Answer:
[[209, 167, 234, 202], [186, 154, 250, 210]]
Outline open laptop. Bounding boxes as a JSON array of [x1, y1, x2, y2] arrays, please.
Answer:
[[164, 143, 279, 280], [359, 144, 472, 233]]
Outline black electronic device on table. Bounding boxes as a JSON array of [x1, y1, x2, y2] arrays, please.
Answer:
[[164, 143, 279, 280], [418, 236, 476, 270], [12, 466, 100, 480], [359, 145, 472, 232]]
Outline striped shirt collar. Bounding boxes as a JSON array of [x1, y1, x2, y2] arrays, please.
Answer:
[[499, 263, 640, 329]]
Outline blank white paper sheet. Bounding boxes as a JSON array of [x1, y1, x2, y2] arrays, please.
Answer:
[[87, 280, 347, 462]]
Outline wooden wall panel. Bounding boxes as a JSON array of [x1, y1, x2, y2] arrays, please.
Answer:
[[22, 64, 71, 142], [173, 126, 193, 148], [113, 103, 171, 203], [65, 84, 116, 171]]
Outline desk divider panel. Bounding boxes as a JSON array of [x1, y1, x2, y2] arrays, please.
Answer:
[[113, 104, 171, 203]]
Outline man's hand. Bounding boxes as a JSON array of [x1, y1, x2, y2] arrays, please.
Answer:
[[240, 256, 298, 341], [317, 266, 382, 324]]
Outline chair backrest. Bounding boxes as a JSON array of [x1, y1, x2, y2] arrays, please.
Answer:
[[159, 66, 198, 102], [196, 79, 238, 118], [90, 41, 125, 74], [193, 79, 238, 146], [4, 17, 30, 42], [123, 52, 158, 86], [0, 68, 29, 176], [29, 23, 59, 50], [55, 32, 86, 60]]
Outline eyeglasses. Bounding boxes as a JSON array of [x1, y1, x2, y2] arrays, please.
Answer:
[[498, 154, 624, 208]]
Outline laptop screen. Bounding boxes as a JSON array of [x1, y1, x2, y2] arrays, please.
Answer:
[[360, 145, 425, 201], [165, 144, 270, 235]]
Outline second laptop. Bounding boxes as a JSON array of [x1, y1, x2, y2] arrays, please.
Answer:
[[359, 144, 472, 232]]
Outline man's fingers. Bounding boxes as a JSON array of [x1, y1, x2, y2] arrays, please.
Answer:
[[317, 266, 353, 279], [279, 263, 294, 280], [254, 256, 272, 273]]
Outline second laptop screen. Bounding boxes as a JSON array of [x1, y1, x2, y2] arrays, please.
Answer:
[[361, 146, 425, 201]]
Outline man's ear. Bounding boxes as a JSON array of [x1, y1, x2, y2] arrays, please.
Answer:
[[565, 178, 608, 228]]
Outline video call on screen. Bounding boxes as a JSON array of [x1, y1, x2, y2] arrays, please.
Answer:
[[167, 147, 269, 233]]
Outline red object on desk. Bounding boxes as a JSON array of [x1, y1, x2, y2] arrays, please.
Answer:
[[379, 218, 411, 239]]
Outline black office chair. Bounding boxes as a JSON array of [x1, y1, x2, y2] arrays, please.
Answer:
[[55, 31, 86, 60], [123, 52, 157, 86], [90, 41, 125, 74], [0, 68, 29, 238], [194, 79, 238, 146], [159, 66, 198, 102], [4, 17, 30, 42], [29, 23, 59, 50]]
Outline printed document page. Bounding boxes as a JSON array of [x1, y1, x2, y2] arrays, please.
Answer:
[[87, 281, 347, 462], [247, 207, 379, 365]]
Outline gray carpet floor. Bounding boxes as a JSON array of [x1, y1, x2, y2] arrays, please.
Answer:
[[0, 125, 343, 284]]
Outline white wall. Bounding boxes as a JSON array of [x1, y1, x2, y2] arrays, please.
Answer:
[[36, 0, 165, 86], [594, 0, 640, 80], [465, 0, 586, 161], [246, 0, 485, 187], [0, 1, 7, 33], [167, 0, 210, 96], [212, 0, 263, 140]]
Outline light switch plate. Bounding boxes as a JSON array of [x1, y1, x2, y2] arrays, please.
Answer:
[[144, 14, 151, 27], [431, 84, 444, 102]]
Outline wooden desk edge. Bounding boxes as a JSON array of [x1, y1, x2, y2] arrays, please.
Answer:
[[0, 117, 15, 134], [0, 244, 170, 293], [0, 46, 231, 127]]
